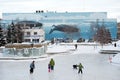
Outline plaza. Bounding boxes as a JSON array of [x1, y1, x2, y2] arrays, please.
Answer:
[[0, 44, 120, 80]]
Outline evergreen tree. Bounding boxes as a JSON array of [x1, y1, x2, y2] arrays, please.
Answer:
[[7, 21, 23, 43], [6, 26, 12, 43], [6, 22, 15, 43], [0, 27, 6, 46]]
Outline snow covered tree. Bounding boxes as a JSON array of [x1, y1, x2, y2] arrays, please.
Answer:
[[6, 26, 12, 43], [0, 27, 6, 46], [6, 21, 23, 43], [6, 22, 15, 43]]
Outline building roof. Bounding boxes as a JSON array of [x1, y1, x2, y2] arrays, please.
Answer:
[[17, 21, 43, 27]]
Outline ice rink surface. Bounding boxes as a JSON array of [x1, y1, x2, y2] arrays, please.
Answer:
[[0, 53, 120, 80], [0, 43, 120, 80]]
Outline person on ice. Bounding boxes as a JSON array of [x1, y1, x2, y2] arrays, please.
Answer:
[[78, 63, 84, 74], [114, 43, 117, 47], [48, 63, 51, 72], [49, 58, 55, 70], [75, 44, 78, 49], [30, 61, 35, 74]]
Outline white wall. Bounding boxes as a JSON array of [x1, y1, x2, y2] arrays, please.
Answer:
[[0, 12, 2, 19]]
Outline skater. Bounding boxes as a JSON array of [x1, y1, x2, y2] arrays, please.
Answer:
[[30, 61, 35, 74], [75, 44, 77, 49], [78, 63, 84, 74], [49, 58, 55, 70], [48, 63, 51, 72]]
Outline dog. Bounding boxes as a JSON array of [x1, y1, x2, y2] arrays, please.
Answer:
[[73, 64, 78, 69]]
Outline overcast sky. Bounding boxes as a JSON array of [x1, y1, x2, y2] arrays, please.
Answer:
[[0, 0, 120, 21]]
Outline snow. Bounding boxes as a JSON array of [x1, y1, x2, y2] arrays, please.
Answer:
[[46, 44, 70, 53], [46, 42, 120, 64], [112, 53, 120, 64], [0, 41, 120, 80]]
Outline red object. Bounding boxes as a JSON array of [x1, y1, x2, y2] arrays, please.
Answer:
[[48, 69, 50, 72], [109, 56, 112, 63]]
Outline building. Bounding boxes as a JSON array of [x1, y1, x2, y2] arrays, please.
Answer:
[[16, 21, 45, 43], [2, 12, 117, 40]]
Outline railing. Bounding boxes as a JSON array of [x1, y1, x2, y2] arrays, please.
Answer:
[[3, 43, 47, 57], [24, 35, 43, 38]]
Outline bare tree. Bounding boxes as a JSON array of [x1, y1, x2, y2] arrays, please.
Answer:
[[94, 27, 112, 46]]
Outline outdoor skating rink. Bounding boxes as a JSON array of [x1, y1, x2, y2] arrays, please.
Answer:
[[0, 53, 120, 80]]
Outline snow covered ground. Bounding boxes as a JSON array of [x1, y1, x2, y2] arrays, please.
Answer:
[[0, 41, 120, 80]]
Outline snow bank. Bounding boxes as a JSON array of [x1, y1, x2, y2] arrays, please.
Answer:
[[112, 53, 120, 64]]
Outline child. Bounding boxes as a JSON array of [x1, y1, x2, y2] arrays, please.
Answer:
[[78, 63, 84, 74], [48, 63, 51, 72], [49, 58, 55, 70]]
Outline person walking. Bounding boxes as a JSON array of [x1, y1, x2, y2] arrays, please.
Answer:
[[30, 61, 35, 74], [78, 63, 84, 74], [75, 44, 77, 49], [114, 43, 117, 47], [49, 58, 55, 70]]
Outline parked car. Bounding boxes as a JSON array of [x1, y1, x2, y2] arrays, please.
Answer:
[[77, 38, 85, 43], [64, 38, 73, 43]]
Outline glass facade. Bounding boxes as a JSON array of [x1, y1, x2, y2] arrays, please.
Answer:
[[2, 12, 117, 40]]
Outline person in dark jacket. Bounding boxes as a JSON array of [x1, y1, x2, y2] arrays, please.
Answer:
[[30, 61, 35, 74], [49, 58, 55, 70], [78, 63, 84, 74], [114, 43, 117, 47], [75, 44, 77, 49]]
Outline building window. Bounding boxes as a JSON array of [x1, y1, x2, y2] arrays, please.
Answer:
[[32, 39, 39, 43], [26, 32, 30, 36], [25, 39, 31, 42], [34, 32, 37, 35]]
